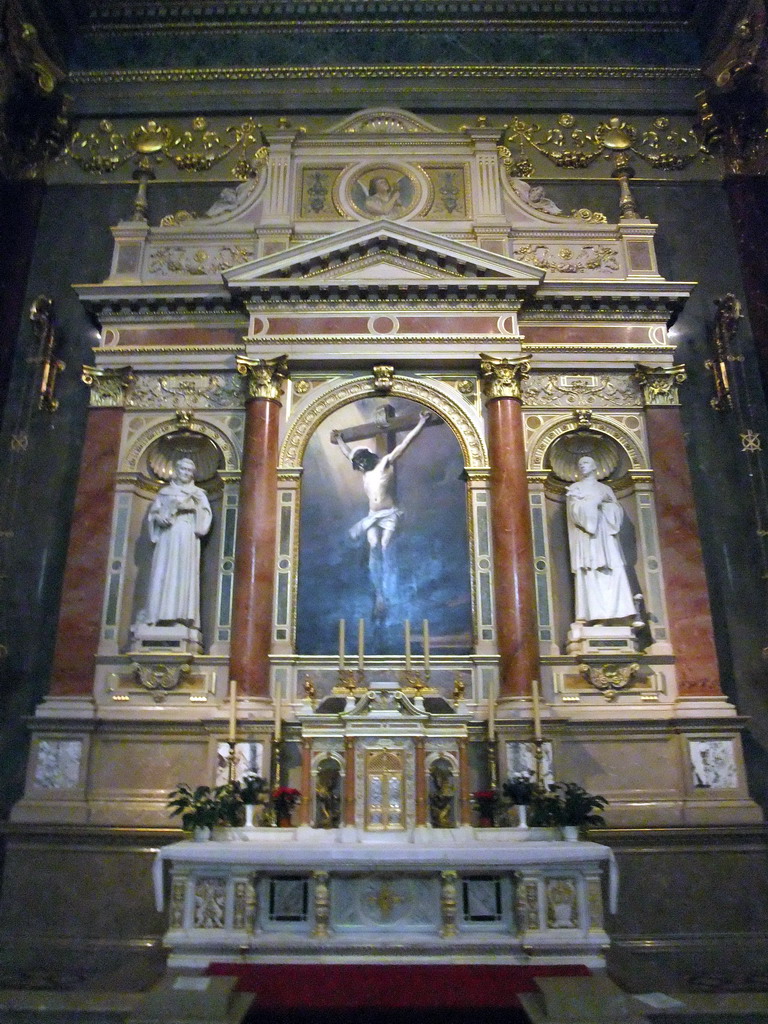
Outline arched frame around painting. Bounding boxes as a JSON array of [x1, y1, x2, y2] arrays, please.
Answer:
[[274, 373, 494, 664]]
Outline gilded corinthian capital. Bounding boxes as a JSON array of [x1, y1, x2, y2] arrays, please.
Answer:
[[633, 363, 687, 407], [479, 353, 531, 400], [236, 354, 289, 401], [81, 365, 135, 407]]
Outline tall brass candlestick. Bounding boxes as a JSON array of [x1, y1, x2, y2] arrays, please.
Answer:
[[404, 619, 411, 672], [531, 678, 543, 742], [274, 685, 282, 743], [228, 678, 237, 743], [358, 618, 365, 672], [339, 619, 345, 669], [422, 619, 430, 674]]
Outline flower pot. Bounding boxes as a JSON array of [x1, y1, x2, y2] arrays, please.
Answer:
[[278, 815, 292, 828], [478, 816, 494, 828], [562, 825, 580, 842], [192, 825, 211, 842]]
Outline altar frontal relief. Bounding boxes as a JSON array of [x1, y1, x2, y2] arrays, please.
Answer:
[[296, 397, 472, 656]]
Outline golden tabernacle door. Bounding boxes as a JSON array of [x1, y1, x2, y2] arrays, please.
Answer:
[[365, 748, 405, 831]]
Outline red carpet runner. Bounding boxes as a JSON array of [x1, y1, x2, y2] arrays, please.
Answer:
[[209, 963, 591, 1010]]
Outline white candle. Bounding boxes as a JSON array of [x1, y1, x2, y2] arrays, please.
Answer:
[[274, 685, 282, 743], [487, 678, 496, 740], [228, 678, 237, 743], [358, 618, 364, 671], [422, 619, 429, 673], [532, 678, 543, 743], [404, 619, 411, 672], [339, 619, 346, 669]]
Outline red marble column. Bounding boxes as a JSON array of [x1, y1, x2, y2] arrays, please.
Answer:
[[50, 408, 123, 695], [645, 405, 722, 696], [485, 395, 539, 697], [229, 396, 281, 697]]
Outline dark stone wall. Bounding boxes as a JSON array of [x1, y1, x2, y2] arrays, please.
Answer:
[[0, 179, 249, 818], [69, 26, 701, 72]]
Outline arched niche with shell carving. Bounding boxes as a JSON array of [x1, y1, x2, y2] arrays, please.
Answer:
[[101, 415, 241, 658], [527, 415, 669, 655]]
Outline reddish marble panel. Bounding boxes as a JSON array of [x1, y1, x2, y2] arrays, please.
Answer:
[[264, 314, 502, 335], [521, 324, 659, 347], [395, 315, 502, 334], [646, 407, 722, 696], [487, 398, 539, 697], [49, 409, 123, 695], [230, 398, 280, 697], [113, 327, 244, 347]]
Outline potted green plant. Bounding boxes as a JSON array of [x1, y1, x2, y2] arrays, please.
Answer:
[[528, 785, 563, 830], [551, 781, 608, 840], [213, 781, 246, 835], [167, 783, 219, 840]]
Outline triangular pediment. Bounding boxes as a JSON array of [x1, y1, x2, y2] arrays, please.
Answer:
[[223, 220, 544, 297]]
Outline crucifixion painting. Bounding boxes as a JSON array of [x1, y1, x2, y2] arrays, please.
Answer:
[[296, 397, 472, 659], [331, 406, 435, 619]]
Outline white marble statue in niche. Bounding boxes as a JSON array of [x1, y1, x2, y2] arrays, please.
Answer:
[[144, 457, 212, 629], [566, 455, 635, 623]]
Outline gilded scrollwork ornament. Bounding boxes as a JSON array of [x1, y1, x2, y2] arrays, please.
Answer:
[[578, 661, 640, 701], [65, 116, 269, 182], [633, 364, 687, 407], [81, 365, 135, 408], [129, 660, 193, 692], [498, 111, 712, 179], [236, 354, 289, 401], [479, 353, 531, 400]]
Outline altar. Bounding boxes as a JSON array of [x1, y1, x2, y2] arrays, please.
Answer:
[[153, 829, 617, 967]]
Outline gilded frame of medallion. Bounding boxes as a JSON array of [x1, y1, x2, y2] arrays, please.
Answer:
[[333, 162, 431, 222]]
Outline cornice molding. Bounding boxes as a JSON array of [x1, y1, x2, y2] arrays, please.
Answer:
[[69, 64, 702, 85], [80, 0, 698, 30]]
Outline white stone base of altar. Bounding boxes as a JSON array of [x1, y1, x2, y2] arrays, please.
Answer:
[[154, 828, 617, 968]]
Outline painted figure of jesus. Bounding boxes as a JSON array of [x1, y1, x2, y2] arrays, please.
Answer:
[[331, 409, 430, 617]]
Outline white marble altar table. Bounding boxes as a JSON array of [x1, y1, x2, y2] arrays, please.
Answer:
[[154, 827, 618, 967]]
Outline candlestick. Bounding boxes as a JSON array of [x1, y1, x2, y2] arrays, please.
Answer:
[[358, 618, 365, 672], [404, 619, 411, 672], [228, 678, 237, 743], [274, 685, 282, 743], [531, 678, 543, 743], [339, 619, 345, 669], [487, 677, 496, 740], [422, 619, 429, 674]]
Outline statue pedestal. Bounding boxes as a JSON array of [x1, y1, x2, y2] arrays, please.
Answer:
[[566, 623, 636, 657], [129, 624, 203, 654]]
